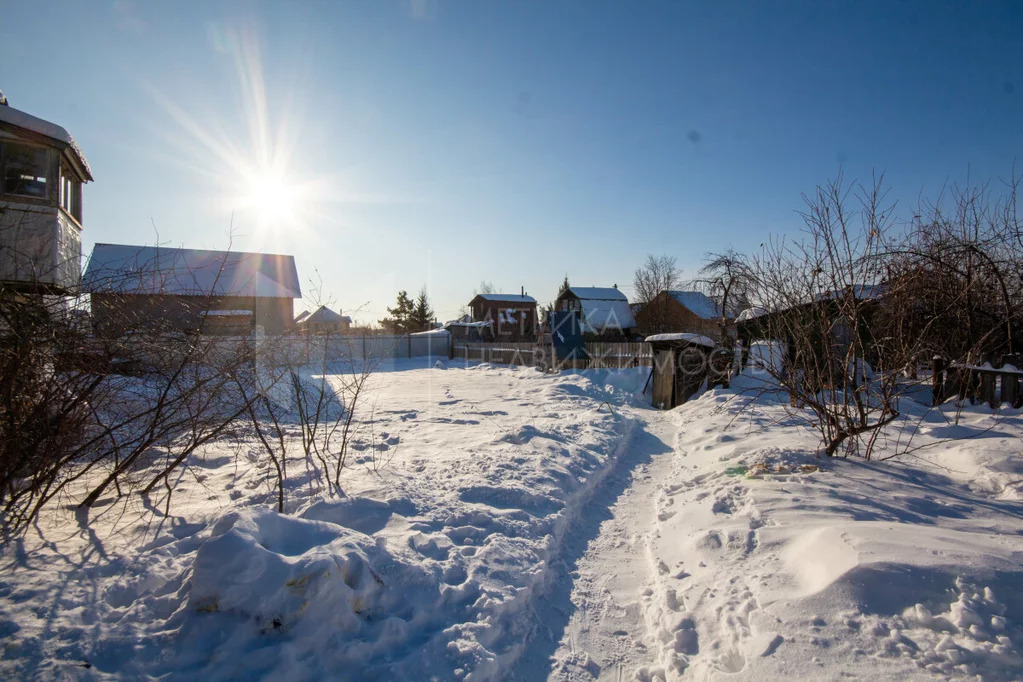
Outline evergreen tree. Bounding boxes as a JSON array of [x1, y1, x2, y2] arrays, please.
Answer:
[[410, 287, 435, 332], [379, 290, 414, 333], [557, 274, 571, 299]]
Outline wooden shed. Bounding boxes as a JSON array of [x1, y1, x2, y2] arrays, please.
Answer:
[[646, 333, 723, 409]]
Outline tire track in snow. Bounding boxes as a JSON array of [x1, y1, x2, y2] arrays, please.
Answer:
[[510, 408, 679, 681]]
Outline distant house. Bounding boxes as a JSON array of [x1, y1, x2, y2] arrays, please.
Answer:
[[467, 293, 537, 340], [83, 244, 301, 337], [634, 290, 729, 338], [554, 286, 636, 338], [295, 305, 349, 335], [0, 99, 93, 294]]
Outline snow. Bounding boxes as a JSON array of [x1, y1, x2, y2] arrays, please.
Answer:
[[644, 332, 717, 348], [0, 103, 93, 179], [635, 380, 1023, 680], [2, 358, 1022, 680], [736, 306, 769, 322], [83, 244, 302, 299], [409, 327, 450, 337], [474, 294, 537, 304], [567, 287, 629, 301], [447, 321, 492, 329], [666, 291, 721, 320], [201, 309, 253, 317], [579, 299, 637, 331]]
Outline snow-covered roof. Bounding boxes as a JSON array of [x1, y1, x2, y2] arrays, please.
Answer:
[[473, 293, 536, 304], [0, 104, 93, 181], [83, 244, 301, 299], [410, 328, 450, 337], [305, 305, 342, 324], [736, 306, 769, 322], [567, 287, 628, 301], [666, 290, 721, 320], [341, 316, 352, 324], [644, 332, 717, 348], [294, 310, 311, 324], [815, 284, 886, 303], [579, 299, 636, 332], [445, 320, 492, 329]]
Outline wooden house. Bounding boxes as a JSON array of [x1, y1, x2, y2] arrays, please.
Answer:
[[83, 244, 301, 337], [296, 305, 349, 335], [467, 293, 537, 341], [634, 290, 729, 339], [554, 286, 636, 339], [0, 98, 93, 294]]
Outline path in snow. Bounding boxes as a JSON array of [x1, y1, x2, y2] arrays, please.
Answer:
[[512, 406, 679, 681]]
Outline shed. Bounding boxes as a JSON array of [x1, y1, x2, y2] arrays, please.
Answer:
[[646, 333, 725, 409], [83, 243, 301, 336]]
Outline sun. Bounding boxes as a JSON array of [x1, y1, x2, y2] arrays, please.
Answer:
[[242, 166, 298, 223]]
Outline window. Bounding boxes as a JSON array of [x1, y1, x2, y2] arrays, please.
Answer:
[[1, 142, 50, 199], [59, 164, 82, 222]]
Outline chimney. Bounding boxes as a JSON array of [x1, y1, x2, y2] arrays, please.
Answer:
[[0, 90, 8, 107], [521, 285, 524, 297]]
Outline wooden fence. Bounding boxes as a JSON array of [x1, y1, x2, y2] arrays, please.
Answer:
[[451, 341, 653, 370], [584, 342, 654, 368], [933, 358, 1023, 408]]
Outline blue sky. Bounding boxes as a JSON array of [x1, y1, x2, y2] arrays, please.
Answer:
[[2, 1, 1021, 323]]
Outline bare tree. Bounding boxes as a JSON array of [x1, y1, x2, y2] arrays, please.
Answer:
[[633, 254, 680, 304], [740, 173, 906, 458], [697, 249, 753, 343], [633, 254, 681, 334]]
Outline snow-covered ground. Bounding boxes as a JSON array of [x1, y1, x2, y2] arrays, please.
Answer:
[[1, 360, 1022, 680]]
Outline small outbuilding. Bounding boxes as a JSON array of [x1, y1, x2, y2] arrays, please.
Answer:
[[646, 333, 725, 409]]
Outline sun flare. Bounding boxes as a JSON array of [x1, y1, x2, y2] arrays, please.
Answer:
[[242, 166, 298, 223]]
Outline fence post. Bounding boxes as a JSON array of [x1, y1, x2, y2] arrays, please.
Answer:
[[999, 372, 1017, 409], [932, 356, 945, 406], [980, 371, 997, 408]]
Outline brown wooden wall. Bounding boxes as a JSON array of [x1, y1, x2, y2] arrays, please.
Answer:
[[91, 293, 294, 337], [634, 292, 721, 338], [469, 300, 537, 340]]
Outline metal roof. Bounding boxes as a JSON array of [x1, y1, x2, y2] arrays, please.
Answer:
[[566, 287, 628, 301], [472, 293, 537, 304], [83, 244, 301, 299]]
